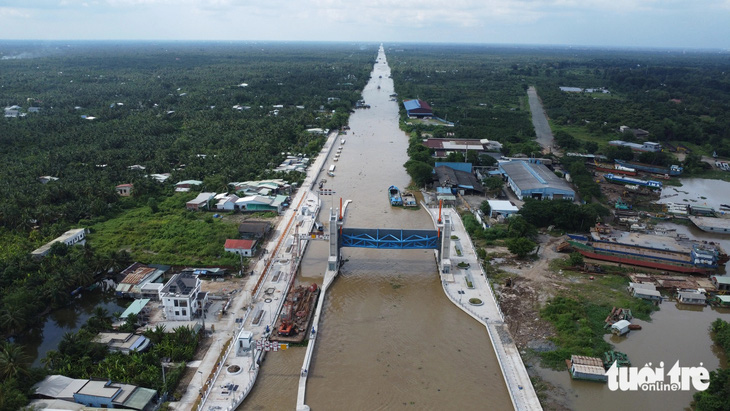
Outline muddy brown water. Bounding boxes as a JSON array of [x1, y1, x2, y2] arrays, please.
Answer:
[[241, 47, 511, 410]]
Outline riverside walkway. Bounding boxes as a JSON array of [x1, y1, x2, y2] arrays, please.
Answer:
[[426, 206, 543, 411]]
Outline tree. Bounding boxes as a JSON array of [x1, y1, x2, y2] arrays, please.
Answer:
[[0, 342, 30, 380], [403, 160, 434, 187], [482, 176, 504, 192], [568, 252, 584, 267], [479, 201, 491, 217], [506, 237, 536, 258], [584, 141, 598, 154]]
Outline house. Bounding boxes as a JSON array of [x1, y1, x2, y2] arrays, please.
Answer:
[[115, 263, 167, 298], [434, 164, 484, 195], [31, 228, 88, 258], [403, 99, 433, 118], [128, 165, 146, 171], [118, 298, 152, 323], [38, 175, 59, 184], [235, 195, 282, 213], [182, 267, 227, 279], [423, 138, 502, 159], [93, 332, 151, 354], [676, 290, 706, 305], [32, 375, 158, 411], [628, 282, 663, 302], [116, 183, 133, 196], [148, 173, 171, 183], [28, 107, 41, 113], [175, 180, 203, 192], [567, 355, 607, 382], [486, 200, 519, 218], [499, 161, 575, 201], [214, 193, 240, 211], [611, 320, 631, 336], [186, 192, 216, 211], [238, 221, 272, 240], [159, 272, 207, 321], [619, 126, 650, 138], [224, 239, 257, 257], [711, 275, 730, 291]]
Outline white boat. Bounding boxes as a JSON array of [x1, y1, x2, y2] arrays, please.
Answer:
[[688, 215, 730, 234], [341, 139, 346, 145]]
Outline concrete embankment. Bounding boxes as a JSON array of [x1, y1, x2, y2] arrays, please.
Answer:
[[426, 205, 543, 411]]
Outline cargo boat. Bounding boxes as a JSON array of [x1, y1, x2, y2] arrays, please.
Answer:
[[402, 191, 417, 207], [603, 173, 662, 189], [614, 159, 683, 176], [388, 185, 403, 206], [592, 161, 637, 176], [567, 225, 728, 274]]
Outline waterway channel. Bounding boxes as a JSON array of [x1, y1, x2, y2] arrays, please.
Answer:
[[242, 46, 511, 409]]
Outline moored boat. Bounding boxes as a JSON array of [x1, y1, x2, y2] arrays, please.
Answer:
[[402, 191, 417, 207], [592, 161, 637, 176], [603, 173, 662, 189], [388, 185, 403, 206], [688, 215, 730, 234], [615, 159, 683, 176]]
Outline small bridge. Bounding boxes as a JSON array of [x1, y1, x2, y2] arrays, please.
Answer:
[[340, 228, 440, 249]]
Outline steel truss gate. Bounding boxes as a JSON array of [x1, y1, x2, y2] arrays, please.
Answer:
[[340, 228, 440, 250]]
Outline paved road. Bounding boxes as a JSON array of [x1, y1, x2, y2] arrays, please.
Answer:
[[527, 86, 554, 152]]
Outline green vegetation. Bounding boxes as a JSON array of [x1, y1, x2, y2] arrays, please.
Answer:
[[519, 199, 610, 232], [89, 194, 241, 266], [693, 319, 730, 411], [506, 237, 537, 259], [468, 298, 482, 305], [539, 275, 658, 369]]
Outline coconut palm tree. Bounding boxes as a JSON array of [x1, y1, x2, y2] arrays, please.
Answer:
[[0, 342, 30, 380]]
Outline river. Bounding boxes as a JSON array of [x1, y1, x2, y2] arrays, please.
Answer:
[[242, 46, 511, 410]]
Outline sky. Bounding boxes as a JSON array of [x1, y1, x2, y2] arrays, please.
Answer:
[[0, 0, 729, 49]]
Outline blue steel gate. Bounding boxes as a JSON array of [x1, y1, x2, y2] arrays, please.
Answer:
[[339, 228, 440, 250]]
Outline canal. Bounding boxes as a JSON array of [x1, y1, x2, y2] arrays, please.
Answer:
[[18, 283, 128, 367], [242, 46, 511, 409]]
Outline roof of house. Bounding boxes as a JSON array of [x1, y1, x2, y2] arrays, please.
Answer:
[[122, 387, 157, 410], [238, 221, 272, 235], [120, 299, 151, 319], [236, 195, 274, 206], [678, 291, 706, 300], [176, 180, 203, 186], [116, 183, 133, 188], [403, 99, 432, 113], [570, 355, 603, 367], [224, 239, 256, 250], [434, 166, 484, 193], [28, 398, 85, 410], [33, 375, 87, 401], [434, 162, 472, 173], [120, 267, 157, 285], [712, 276, 730, 285], [487, 200, 519, 213], [187, 192, 216, 205], [499, 161, 574, 194], [611, 320, 631, 329], [160, 273, 198, 296]]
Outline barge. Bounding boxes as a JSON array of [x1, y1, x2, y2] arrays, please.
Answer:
[[614, 159, 683, 176], [567, 225, 728, 274], [603, 173, 662, 189], [688, 215, 730, 235], [388, 185, 403, 206], [592, 161, 637, 176], [271, 283, 320, 343]]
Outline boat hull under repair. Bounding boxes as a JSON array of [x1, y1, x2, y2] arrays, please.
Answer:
[[568, 242, 712, 274]]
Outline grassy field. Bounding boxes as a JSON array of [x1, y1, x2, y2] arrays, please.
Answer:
[[88, 194, 241, 266]]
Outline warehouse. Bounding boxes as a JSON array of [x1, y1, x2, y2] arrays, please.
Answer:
[[499, 161, 575, 201]]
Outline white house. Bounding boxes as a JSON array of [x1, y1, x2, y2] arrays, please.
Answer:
[[31, 228, 88, 258], [186, 192, 216, 211], [159, 273, 207, 321], [214, 193, 239, 211], [224, 239, 257, 257]]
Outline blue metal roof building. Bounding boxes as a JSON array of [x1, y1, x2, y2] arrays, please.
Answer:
[[403, 99, 433, 117], [499, 161, 575, 201]]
